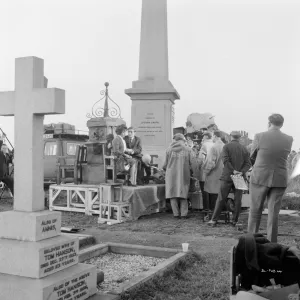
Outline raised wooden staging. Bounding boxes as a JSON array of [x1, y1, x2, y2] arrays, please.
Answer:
[[49, 183, 131, 223]]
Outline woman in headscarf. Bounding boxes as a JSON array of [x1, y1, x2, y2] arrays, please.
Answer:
[[162, 133, 195, 219]]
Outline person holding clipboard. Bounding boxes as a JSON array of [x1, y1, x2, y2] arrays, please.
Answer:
[[208, 131, 251, 226]]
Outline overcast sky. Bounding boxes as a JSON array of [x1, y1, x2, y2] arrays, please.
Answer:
[[1, 0, 300, 149]]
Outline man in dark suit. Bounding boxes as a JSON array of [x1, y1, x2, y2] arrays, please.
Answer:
[[248, 114, 293, 242], [124, 127, 151, 185], [208, 131, 251, 226], [124, 127, 142, 157]]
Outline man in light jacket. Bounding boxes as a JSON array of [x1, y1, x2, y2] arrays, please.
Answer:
[[248, 114, 293, 242]]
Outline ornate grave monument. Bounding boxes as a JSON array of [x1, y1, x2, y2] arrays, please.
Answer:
[[0, 56, 97, 300], [125, 0, 180, 167], [83, 82, 125, 184]]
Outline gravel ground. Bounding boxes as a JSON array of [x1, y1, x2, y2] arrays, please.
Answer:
[[84, 253, 165, 293]]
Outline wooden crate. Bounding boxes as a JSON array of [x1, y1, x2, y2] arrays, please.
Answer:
[[98, 202, 131, 224]]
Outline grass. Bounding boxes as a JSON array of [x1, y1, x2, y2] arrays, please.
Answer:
[[120, 252, 230, 300]]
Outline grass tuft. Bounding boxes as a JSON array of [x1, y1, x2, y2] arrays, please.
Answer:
[[120, 252, 229, 300]]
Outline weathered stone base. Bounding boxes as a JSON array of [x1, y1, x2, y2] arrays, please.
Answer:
[[0, 210, 61, 241], [0, 263, 97, 300], [0, 235, 78, 278]]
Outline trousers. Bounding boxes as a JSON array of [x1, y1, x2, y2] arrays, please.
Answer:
[[207, 193, 218, 211], [199, 181, 210, 210], [170, 198, 188, 217], [126, 158, 137, 185], [248, 182, 285, 243], [136, 159, 151, 184], [211, 180, 243, 222]]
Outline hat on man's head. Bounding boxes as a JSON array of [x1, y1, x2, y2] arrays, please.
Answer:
[[173, 133, 186, 142], [230, 131, 242, 137]]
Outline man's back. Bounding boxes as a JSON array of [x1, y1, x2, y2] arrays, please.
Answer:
[[220, 140, 251, 181], [251, 128, 293, 187]]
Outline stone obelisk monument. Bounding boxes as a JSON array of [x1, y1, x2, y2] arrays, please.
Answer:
[[125, 0, 180, 167]]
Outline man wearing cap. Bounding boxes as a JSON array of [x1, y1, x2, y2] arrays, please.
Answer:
[[163, 133, 195, 219], [248, 114, 293, 242], [208, 131, 251, 226]]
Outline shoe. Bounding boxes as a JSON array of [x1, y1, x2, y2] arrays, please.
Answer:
[[207, 220, 217, 227], [230, 222, 237, 227], [174, 216, 181, 219], [181, 216, 190, 219], [128, 182, 137, 187]]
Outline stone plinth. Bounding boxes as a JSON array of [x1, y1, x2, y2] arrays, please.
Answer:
[[0, 235, 78, 278], [0, 210, 61, 241], [125, 92, 178, 168], [0, 263, 97, 300]]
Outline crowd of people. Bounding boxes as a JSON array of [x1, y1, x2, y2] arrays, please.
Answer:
[[163, 113, 293, 243]]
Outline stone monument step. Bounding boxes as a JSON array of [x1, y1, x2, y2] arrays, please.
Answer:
[[0, 263, 97, 300], [0, 235, 79, 278], [0, 210, 61, 241]]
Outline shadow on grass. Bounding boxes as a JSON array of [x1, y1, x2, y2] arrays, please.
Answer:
[[120, 252, 230, 300]]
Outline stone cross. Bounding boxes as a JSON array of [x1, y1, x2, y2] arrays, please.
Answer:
[[0, 56, 65, 212]]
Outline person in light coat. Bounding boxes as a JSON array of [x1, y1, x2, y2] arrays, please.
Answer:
[[198, 132, 214, 209], [203, 131, 224, 211], [162, 133, 195, 219]]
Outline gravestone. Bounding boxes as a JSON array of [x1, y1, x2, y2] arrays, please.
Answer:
[[0, 56, 97, 299], [125, 0, 180, 168]]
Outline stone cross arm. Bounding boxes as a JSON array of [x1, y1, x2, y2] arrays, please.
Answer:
[[0, 88, 65, 116]]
